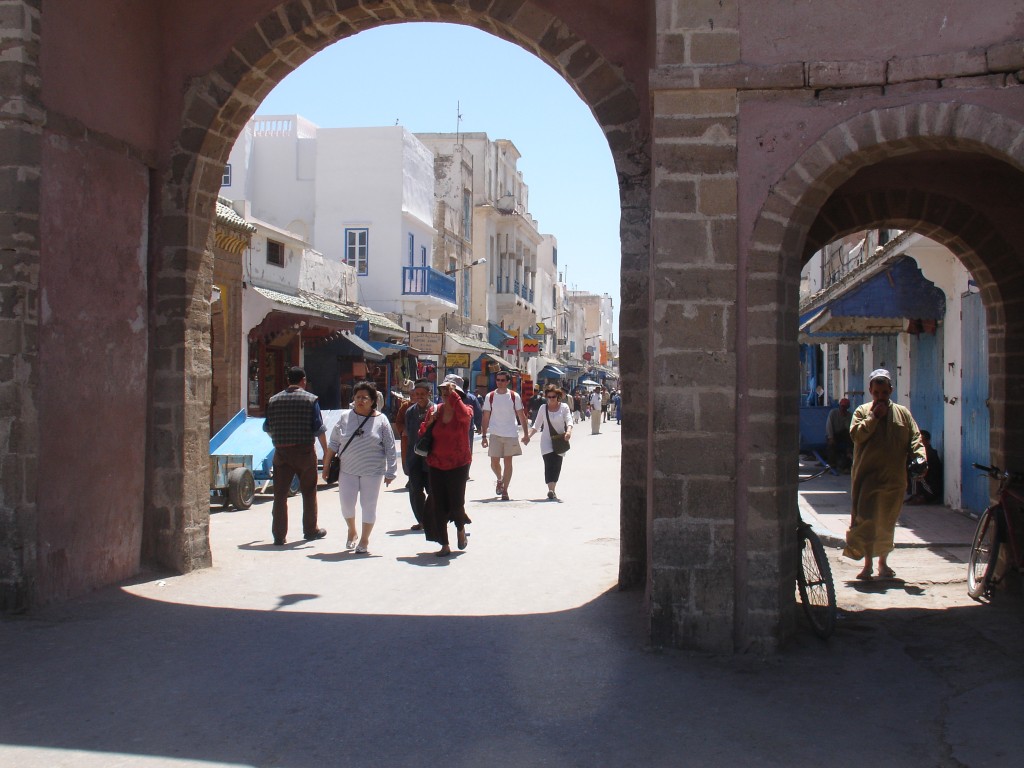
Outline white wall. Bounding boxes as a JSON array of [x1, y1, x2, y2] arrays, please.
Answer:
[[245, 220, 306, 291], [312, 126, 435, 314], [905, 236, 973, 509]]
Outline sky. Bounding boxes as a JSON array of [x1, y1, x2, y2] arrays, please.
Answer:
[[256, 22, 621, 327]]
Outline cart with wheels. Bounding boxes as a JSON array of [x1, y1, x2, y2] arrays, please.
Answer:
[[209, 409, 298, 509]]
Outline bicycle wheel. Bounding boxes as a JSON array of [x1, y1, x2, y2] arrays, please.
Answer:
[[967, 507, 1001, 600], [797, 525, 837, 638]]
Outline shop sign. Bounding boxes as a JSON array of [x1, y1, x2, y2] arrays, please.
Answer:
[[409, 331, 443, 354], [445, 352, 470, 367]]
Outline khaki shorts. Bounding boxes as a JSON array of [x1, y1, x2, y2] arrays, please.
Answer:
[[487, 434, 523, 458]]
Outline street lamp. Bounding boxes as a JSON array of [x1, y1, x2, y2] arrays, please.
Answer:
[[445, 257, 486, 275]]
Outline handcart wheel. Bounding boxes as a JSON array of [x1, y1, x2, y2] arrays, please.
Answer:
[[227, 467, 255, 510]]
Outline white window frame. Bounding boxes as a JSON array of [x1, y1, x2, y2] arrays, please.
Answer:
[[222, 164, 231, 187], [345, 228, 369, 275]]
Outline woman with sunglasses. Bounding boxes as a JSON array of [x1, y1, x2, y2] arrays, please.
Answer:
[[322, 380, 398, 554], [529, 385, 573, 500]]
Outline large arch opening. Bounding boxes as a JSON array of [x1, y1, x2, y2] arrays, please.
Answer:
[[146, 2, 650, 595]]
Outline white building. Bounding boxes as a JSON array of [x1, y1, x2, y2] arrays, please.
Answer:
[[224, 116, 455, 332], [417, 132, 552, 376]]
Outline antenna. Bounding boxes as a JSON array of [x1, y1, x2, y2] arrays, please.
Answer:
[[456, 101, 463, 145]]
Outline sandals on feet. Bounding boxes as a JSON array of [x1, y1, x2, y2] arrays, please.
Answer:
[[877, 567, 896, 579], [855, 571, 874, 581], [457, 530, 468, 550]]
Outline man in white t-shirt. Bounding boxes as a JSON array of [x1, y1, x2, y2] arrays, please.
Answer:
[[479, 372, 531, 501], [589, 386, 604, 435]]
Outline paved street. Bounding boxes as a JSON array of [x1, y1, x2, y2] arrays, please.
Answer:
[[2, 423, 1023, 767]]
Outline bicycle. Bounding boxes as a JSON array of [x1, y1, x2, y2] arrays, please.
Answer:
[[796, 460, 838, 638], [967, 462, 1024, 600]]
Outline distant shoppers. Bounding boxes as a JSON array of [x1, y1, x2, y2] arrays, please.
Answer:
[[263, 366, 329, 546], [321, 380, 398, 554], [399, 379, 433, 530], [826, 397, 854, 472], [613, 390, 622, 424], [529, 385, 573, 500], [589, 386, 604, 435], [480, 372, 531, 500], [843, 369, 926, 580], [419, 374, 473, 557], [601, 387, 611, 422], [572, 391, 583, 423], [528, 391, 545, 422]]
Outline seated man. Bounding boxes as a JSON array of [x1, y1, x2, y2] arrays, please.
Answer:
[[907, 430, 944, 504], [825, 397, 853, 471]]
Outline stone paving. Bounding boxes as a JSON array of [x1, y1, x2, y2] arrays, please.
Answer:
[[2, 425, 1022, 767]]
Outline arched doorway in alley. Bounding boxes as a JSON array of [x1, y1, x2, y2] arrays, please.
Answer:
[[147, 2, 650, 594], [746, 102, 1024, 630]]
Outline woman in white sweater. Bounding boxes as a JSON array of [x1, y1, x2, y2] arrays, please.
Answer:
[[322, 381, 398, 554], [529, 385, 573, 500]]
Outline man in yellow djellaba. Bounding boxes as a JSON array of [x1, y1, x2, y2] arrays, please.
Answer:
[[843, 368, 927, 581]]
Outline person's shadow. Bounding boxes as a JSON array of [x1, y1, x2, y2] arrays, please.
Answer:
[[396, 552, 463, 567]]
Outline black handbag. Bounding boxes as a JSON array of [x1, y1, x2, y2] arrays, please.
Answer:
[[326, 455, 341, 484], [546, 407, 571, 455], [414, 412, 436, 457]]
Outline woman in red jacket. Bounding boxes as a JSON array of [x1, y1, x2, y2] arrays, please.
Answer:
[[419, 374, 474, 556]]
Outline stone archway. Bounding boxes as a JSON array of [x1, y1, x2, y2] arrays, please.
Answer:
[[146, 2, 651, 587], [744, 102, 1024, 631]]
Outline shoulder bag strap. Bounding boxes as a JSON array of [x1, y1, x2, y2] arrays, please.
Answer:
[[338, 413, 373, 456], [545, 406, 564, 437]]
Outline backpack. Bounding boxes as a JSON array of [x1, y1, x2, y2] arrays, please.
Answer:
[[488, 390, 520, 410]]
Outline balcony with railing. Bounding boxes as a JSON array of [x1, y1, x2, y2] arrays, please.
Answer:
[[402, 266, 456, 304]]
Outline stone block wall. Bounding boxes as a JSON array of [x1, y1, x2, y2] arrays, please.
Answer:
[[0, 0, 40, 613], [649, 1, 742, 650]]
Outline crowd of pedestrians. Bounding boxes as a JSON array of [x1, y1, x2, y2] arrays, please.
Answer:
[[263, 366, 619, 557]]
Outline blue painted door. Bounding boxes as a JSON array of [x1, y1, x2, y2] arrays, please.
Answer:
[[961, 291, 990, 514], [911, 328, 944, 454]]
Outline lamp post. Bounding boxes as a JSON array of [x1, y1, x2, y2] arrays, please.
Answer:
[[439, 257, 488, 382]]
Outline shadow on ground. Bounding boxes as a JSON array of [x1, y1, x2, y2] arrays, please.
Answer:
[[3, 581, 1023, 767]]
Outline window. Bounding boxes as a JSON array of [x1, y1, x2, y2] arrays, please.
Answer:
[[462, 190, 472, 238], [345, 228, 368, 275], [222, 164, 231, 187], [408, 232, 415, 265], [266, 239, 284, 267], [420, 245, 427, 267]]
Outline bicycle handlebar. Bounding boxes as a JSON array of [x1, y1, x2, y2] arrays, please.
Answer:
[[972, 462, 1024, 485], [971, 462, 1000, 477]]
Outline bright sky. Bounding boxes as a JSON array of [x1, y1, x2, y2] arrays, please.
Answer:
[[257, 22, 621, 328]]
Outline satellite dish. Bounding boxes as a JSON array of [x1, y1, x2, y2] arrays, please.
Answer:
[[495, 194, 515, 213]]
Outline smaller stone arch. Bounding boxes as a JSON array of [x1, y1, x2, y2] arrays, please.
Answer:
[[740, 99, 1024, 638]]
